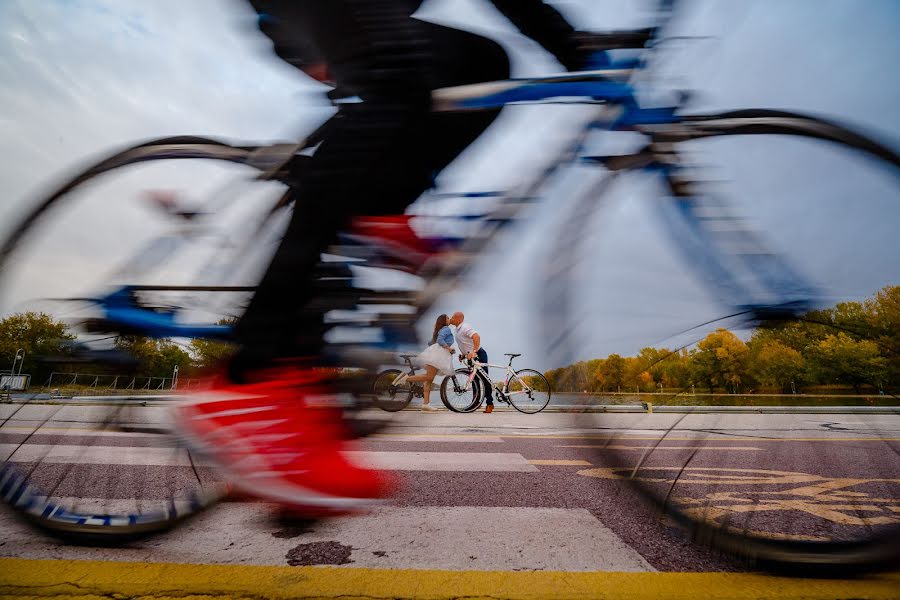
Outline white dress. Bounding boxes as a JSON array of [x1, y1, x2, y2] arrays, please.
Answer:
[[415, 343, 454, 375]]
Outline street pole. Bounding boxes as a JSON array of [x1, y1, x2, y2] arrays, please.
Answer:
[[12, 348, 24, 376]]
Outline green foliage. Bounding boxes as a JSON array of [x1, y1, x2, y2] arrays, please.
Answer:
[[189, 338, 236, 372], [188, 317, 237, 373], [114, 336, 193, 379], [749, 340, 805, 392], [0, 312, 230, 384], [0, 312, 76, 383], [807, 333, 887, 392]]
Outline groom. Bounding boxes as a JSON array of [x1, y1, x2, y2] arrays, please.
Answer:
[[449, 312, 493, 413]]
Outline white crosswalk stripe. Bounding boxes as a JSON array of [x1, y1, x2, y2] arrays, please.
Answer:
[[0, 503, 654, 572], [1, 444, 538, 472]]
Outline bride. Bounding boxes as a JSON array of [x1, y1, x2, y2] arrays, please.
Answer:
[[399, 314, 455, 411]]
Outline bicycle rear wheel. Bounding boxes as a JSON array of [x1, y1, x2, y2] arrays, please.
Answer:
[[551, 110, 900, 572], [372, 369, 414, 412], [507, 369, 551, 414], [440, 369, 482, 413], [0, 137, 287, 541]]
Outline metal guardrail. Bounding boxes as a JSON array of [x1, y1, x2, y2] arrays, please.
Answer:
[[551, 403, 900, 414]]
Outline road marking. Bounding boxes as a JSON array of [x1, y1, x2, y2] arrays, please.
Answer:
[[579, 466, 900, 541], [0, 426, 164, 438], [505, 435, 900, 441], [346, 451, 538, 472], [558, 445, 763, 450], [1, 445, 538, 472], [529, 459, 593, 466], [373, 434, 504, 443], [1, 559, 897, 599], [0, 443, 200, 466]]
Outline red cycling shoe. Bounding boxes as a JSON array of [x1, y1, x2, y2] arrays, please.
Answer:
[[173, 367, 395, 512], [343, 215, 439, 272]]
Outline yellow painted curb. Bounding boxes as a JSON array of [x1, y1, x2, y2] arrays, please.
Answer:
[[1, 559, 898, 600]]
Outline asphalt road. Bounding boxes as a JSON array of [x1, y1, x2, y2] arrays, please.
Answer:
[[1, 401, 899, 598]]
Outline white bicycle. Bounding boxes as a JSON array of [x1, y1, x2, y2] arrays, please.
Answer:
[[439, 353, 551, 414]]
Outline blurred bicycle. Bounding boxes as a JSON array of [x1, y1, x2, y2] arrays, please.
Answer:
[[1, 0, 897, 574]]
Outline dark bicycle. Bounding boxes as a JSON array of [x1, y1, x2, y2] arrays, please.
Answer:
[[372, 353, 461, 412]]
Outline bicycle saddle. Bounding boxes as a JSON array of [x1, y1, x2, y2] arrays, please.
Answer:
[[504, 353, 521, 358]]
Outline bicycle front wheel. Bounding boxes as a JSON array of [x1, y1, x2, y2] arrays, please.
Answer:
[[440, 369, 482, 413], [507, 369, 552, 414], [551, 109, 900, 572], [372, 369, 414, 412], [0, 137, 287, 541]]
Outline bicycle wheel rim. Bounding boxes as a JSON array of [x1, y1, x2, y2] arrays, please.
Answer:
[[440, 370, 482, 413], [507, 369, 551, 414], [552, 111, 900, 572], [0, 138, 280, 540], [372, 369, 413, 412]]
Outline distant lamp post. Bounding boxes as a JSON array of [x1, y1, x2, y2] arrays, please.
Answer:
[[12, 348, 25, 375], [3, 349, 25, 397]]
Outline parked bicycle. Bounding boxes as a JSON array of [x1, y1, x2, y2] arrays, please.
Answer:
[[372, 353, 468, 412], [440, 354, 551, 414]]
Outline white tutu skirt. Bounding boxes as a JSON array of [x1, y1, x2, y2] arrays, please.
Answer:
[[414, 344, 454, 375]]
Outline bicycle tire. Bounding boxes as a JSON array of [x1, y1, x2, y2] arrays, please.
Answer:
[[372, 369, 414, 411], [0, 137, 276, 541], [440, 369, 483, 413], [558, 110, 900, 573], [507, 369, 552, 414]]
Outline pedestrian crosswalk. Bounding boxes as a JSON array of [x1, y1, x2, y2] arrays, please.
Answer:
[[0, 404, 657, 573], [3, 403, 899, 599]]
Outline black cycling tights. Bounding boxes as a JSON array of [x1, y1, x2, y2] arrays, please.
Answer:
[[231, 0, 510, 377]]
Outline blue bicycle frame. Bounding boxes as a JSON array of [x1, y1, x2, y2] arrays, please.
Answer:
[[86, 27, 819, 341]]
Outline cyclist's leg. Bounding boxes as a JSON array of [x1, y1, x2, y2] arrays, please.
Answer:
[[409, 365, 438, 406], [425, 22, 511, 173], [246, 0, 324, 75], [231, 0, 436, 374], [182, 0, 443, 511], [476, 347, 493, 406], [232, 10, 511, 374]]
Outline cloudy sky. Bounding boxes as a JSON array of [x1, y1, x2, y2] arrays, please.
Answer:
[[2, 0, 899, 371]]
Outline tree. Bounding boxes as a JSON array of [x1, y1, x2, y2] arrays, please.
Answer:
[[749, 320, 824, 356], [0, 312, 76, 384], [115, 336, 192, 380], [188, 317, 237, 373], [807, 332, 887, 392], [690, 329, 750, 393], [595, 354, 627, 392], [749, 340, 805, 392], [189, 338, 237, 372], [866, 285, 900, 389], [537, 285, 899, 395]]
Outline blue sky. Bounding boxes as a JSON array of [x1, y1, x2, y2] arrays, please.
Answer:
[[2, 0, 899, 371]]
